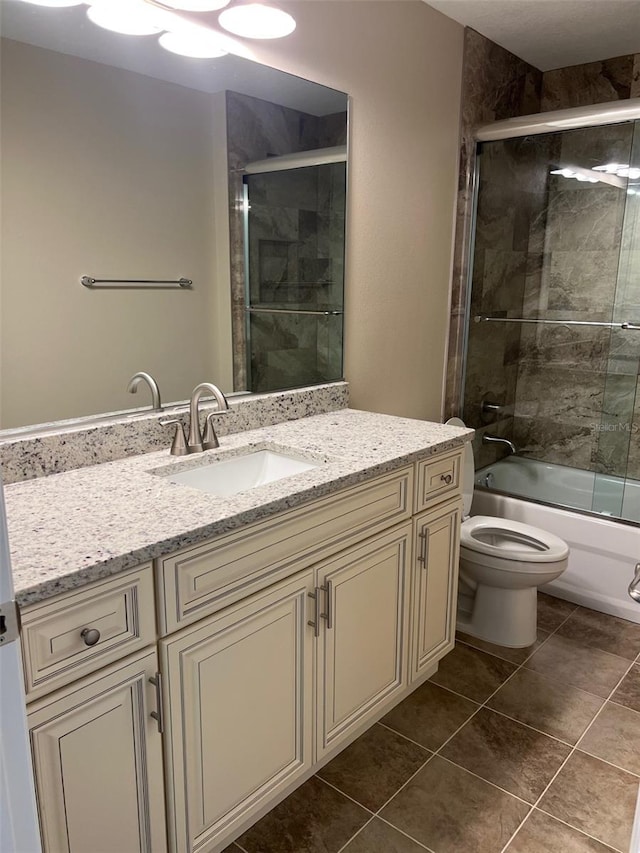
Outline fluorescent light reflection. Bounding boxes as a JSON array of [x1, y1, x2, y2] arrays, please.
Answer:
[[19, 0, 84, 5], [159, 0, 230, 9], [218, 3, 296, 38], [87, 0, 164, 35], [158, 28, 228, 57]]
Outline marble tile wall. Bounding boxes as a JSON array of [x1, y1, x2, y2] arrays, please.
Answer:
[[512, 123, 637, 478], [444, 29, 541, 425], [449, 31, 640, 488], [225, 92, 346, 393]]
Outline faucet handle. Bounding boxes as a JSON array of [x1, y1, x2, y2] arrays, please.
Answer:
[[203, 413, 222, 451], [160, 419, 189, 456]]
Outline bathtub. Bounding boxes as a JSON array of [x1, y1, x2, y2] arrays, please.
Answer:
[[474, 457, 640, 624]]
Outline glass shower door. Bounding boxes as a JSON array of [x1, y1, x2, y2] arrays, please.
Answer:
[[243, 160, 346, 393], [592, 119, 640, 523]]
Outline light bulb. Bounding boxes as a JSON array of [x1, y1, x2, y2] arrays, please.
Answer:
[[159, 0, 230, 9], [19, 0, 84, 5], [87, 0, 164, 35], [218, 3, 296, 39], [159, 29, 228, 57]]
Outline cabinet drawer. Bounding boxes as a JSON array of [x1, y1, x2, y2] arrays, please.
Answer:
[[21, 564, 156, 701], [157, 465, 414, 634], [416, 450, 462, 511]]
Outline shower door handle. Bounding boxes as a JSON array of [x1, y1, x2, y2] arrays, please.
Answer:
[[628, 564, 640, 603]]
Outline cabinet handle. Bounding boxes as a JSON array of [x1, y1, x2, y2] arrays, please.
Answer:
[[307, 589, 321, 637], [440, 473, 453, 485], [149, 672, 164, 734], [320, 581, 333, 629], [417, 529, 429, 566], [80, 627, 101, 646]]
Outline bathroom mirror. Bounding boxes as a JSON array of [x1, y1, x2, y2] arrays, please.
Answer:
[[0, 0, 348, 432]]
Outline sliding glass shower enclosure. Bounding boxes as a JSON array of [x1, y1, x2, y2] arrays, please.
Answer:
[[462, 115, 640, 523], [242, 153, 346, 394]]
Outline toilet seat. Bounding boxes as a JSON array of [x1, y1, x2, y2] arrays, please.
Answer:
[[461, 516, 569, 564]]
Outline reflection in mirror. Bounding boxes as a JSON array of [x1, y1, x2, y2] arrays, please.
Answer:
[[0, 0, 348, 432]]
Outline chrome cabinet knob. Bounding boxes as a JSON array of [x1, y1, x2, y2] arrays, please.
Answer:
[[80, 627, 101, 646], [441, 473, 453, 485]]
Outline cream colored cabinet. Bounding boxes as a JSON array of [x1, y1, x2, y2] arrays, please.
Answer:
[[22, 452, 464, 853], [27, 648, 167, 853], [159, 525, 412, 852], [315, 524, 412, 758], [160, 570, 314, 853], [411, 500, 462, 681]]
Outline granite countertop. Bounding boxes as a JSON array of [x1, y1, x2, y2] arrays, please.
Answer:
[[5, 409, 473, 607]]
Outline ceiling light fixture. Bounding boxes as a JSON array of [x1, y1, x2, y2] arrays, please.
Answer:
[[158, 0, 230, 9], [19, 0, 84, 6], [87, 0, 165, 35], [218, 3, 296, 39], [158, 28, 228, 57]]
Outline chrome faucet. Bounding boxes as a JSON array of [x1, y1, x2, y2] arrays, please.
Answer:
[[187, 382, 229, 453], [482, 433, 517, 455], [127, 371, 162, 411]]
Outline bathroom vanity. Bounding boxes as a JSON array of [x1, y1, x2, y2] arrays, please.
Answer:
[[6, 408, 471, 853]]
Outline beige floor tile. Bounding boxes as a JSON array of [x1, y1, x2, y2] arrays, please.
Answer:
[[380, 756, 529, 853], [524, 634, 629, 698], [487, 668, 604, 744], [539, 752, 638, 852], [506, 809, 616, 852], [440, 708, 571, 803], [579, 702, 640, 775], [381, 680, 479, 750]]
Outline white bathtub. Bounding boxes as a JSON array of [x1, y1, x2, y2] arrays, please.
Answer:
[[474, 458, 640, 624]]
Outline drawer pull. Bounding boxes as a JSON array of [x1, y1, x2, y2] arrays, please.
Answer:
[[417, 529, 429, 566], [440, 473, 453, 485], [308, 589, 321, 638], [320, 581, 333, 629], [80, 627, 101, 647], [149, 673, 164, 734]]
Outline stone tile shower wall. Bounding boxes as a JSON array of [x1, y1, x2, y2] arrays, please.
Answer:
[[445, 29, 541, 434], [463, 134, 549, 468], [226, 92, 346, 392], [449, 29, 640, 483], [245, 163, 345, 392], [511, 123, 636, 477]]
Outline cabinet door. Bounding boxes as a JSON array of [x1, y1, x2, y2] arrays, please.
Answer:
[[411, 501, 461, 681], [161, 570, 314, 853], [316, 524, 411, 759], [28, 648, 167, 853]]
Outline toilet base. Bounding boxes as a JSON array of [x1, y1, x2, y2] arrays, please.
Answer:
[[457, 584, 537, 648]]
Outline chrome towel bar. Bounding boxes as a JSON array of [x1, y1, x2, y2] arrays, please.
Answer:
[[475, 315, 640, 330], [246, 307, 343, 316], [81, 276, 192, 289]]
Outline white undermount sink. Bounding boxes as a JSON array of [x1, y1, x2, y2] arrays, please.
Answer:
[[164, 450, 319, 497]]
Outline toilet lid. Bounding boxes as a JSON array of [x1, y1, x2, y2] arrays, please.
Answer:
[[461, 516, 570, 563], [445, 417, 474, 516]]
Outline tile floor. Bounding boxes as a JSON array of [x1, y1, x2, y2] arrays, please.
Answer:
[[225, 594, 640, 853]]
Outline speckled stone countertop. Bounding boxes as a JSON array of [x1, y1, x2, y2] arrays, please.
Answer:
[[5, 409, 473, 607]]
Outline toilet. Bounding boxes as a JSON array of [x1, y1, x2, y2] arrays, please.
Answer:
[[447, 419, 569, 648]]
